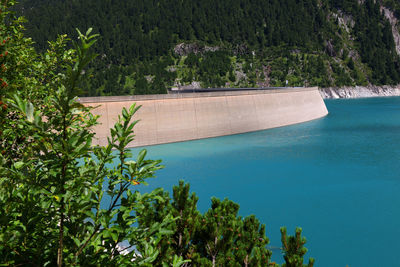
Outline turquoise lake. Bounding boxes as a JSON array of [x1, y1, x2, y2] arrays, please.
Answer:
[[130, 97, 400, 266]]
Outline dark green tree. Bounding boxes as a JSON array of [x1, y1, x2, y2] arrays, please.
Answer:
[[280, 227, 315, 267], [195, 198, 241, 266], [137, 181, 301, 267], [171, 181, 201, 260], [234, 215, 272, 266], [134, 74, 150, 95]]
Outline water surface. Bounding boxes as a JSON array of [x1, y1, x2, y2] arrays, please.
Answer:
[[130, 97, 400, 266]]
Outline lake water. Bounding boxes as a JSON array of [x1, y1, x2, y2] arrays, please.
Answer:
[[130, 97, 400, 266]]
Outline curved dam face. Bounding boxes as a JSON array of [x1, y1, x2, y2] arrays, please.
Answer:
[[80, 87, 328, 148]]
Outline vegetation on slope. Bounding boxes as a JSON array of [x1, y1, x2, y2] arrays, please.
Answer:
[[14, 0, 400, 96]]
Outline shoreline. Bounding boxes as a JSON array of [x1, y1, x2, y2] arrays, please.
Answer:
[[319, 85, 400, 99]]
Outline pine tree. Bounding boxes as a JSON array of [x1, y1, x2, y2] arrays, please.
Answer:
[[170, 181, 201, 263], [280, 227, 315, 267], [235, 215, 272, 267], [134, 74, 149, 95], [195, 198, 241, 267]]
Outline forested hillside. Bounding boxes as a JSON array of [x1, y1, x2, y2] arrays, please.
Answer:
[[16, 0, 400, 96]]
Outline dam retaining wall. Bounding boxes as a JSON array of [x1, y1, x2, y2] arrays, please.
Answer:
[[80, 87, 328, 148]]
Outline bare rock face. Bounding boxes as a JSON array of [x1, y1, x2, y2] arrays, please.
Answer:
[[382, 7, 400, 55], [174, 43, 202, 56], [170, 81, 202, 91], [325, 40, 336, 57], [319, 85, 400, 99], [174, 43, 219, 56], [332, 11, 355, 33]]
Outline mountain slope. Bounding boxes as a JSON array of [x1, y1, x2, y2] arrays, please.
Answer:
[[16, 0, 400, 96]]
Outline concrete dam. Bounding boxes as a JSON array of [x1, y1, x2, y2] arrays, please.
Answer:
[[80, 87, 328, 148]]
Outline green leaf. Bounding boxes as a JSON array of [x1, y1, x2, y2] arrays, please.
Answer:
[[158, 229, 174, 235], [86, 28, 93, 36], [103, 229, 110, 238], [110, 232, 118, 242], [137, 149, 147, 165], [122, 107, 128, 119], [13, 162, 24, 170], [25, 102, 34, 122]]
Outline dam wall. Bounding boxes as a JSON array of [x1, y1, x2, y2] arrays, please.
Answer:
[[80, 87, 328, 148]]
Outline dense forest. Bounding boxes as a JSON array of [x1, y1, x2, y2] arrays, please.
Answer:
[[15, 0, 400, 95]]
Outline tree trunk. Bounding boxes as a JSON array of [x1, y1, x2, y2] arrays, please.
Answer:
[[57, 200, 64, 267]]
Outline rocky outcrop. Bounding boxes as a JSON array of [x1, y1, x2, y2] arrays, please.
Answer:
[[319, 85, 400, 99], [171, 81, 202, 91], [382, 7, 400, 55], [331, 11, 355, 33], [174, 43, 219, 56]]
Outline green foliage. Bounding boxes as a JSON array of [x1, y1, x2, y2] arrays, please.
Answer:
[[0, 4, 175, 265], [184, 53, 200, 68], [198, 51, 232, 87], [137, 181, 277, 266], [331, 61, 353, 87], [0, 0, 76, 165], [280, 227, 315, 267], [352, 0, 400, 85]]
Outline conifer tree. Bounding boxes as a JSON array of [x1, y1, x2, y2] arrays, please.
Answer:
[[171, 181, 201, 261], [133, 181, 316, 267], [280, 227, 315, 267], [234, 215, 272, 267], [195, 198, 241, 266]]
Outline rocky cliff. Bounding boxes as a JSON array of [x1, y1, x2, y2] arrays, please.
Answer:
[[319, 85, 400, 99]]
